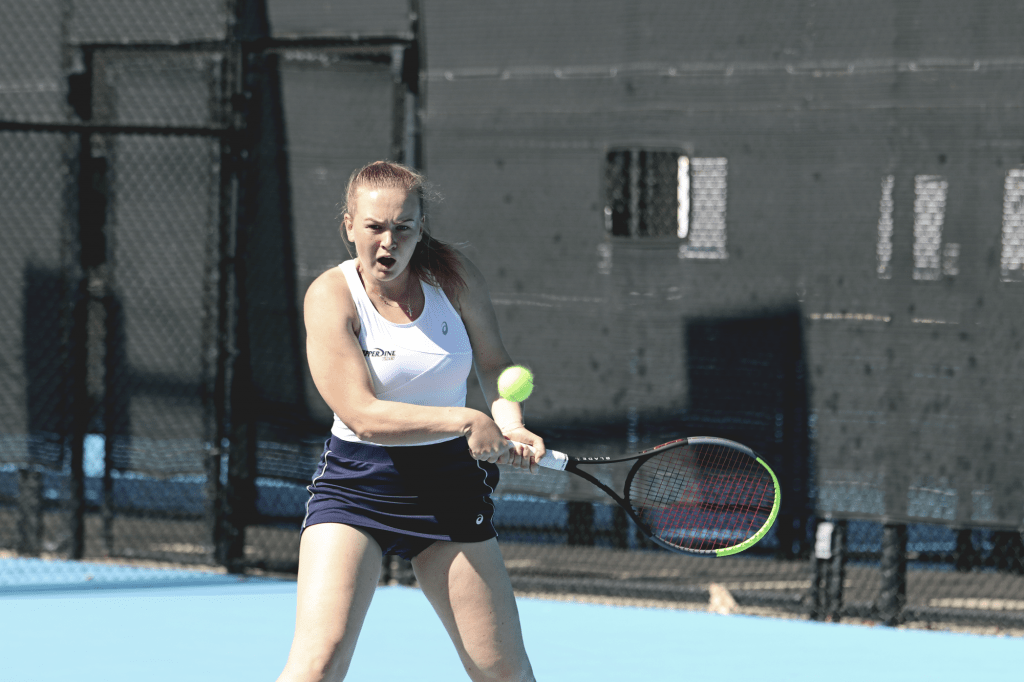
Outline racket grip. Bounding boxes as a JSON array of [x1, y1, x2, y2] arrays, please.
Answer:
[[511, 442, 569, 471]]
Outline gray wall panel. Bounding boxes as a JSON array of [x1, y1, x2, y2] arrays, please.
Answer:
[[423, 0, 1024, 526]]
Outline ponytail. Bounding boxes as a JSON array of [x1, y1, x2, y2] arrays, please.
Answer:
[[410, 232, 467, 295]]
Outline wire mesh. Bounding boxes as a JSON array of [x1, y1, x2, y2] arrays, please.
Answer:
[[0, 0, 67, 123], [0, 0, 1022, 636]]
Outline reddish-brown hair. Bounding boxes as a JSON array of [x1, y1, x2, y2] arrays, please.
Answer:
[[343, 161, 467, 295]]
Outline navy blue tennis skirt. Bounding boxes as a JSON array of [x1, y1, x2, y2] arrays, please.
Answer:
[[302, 435, 500, 559]]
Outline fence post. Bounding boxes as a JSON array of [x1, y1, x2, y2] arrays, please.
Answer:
[[214, 0, 267, 573], [612, 506, 630, 549], [826, 520, 847, 621], [66, 130, 111, 558], [810, 518, 846, 621], [878, 522, 907, 626], [16, 468, 43, 556], [66, 272, 88, 560], [954, 528, 975, 572], [809, 521, 826, 620], [210, 32, 237, 568]]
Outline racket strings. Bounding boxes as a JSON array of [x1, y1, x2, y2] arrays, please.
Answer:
[[629, 443, 776, 552]]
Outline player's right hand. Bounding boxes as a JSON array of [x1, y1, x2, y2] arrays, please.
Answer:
[[465, 413, 512, 465]]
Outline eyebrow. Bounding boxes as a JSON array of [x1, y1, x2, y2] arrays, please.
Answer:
[[363, 215, 415, 224]]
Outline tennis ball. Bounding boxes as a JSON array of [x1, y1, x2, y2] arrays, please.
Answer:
[[498, 365, 534, 402]]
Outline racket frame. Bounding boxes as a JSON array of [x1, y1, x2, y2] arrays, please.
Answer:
[[536, 437, 781, 557]]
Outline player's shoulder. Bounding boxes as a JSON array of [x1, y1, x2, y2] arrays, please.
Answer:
[[304, 264, 356, 318]]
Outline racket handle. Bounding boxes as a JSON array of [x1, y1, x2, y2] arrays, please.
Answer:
[[511, 442, 569, 471]]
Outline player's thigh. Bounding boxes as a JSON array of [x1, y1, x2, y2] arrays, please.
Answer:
[[279, 524, 382, 681], [412, 539, 533, 680]]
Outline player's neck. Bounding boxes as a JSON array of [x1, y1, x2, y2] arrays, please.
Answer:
[[373, 273, 417, 301], [357, 265, 420, 317]]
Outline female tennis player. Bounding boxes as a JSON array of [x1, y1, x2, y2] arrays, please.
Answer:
[[275, 161, 544, 682]]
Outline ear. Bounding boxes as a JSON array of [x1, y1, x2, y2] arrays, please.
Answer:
[[342, 213, 353, 239]]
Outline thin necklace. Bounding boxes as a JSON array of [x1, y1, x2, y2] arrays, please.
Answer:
[[356, 262, 418, 316], [373, 277, 418, 317]]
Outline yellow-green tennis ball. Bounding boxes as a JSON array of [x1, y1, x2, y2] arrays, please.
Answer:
[[498, 366, 534, 402]]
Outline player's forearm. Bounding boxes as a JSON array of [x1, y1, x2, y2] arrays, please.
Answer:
[[343, 401, 484, 446], [476, 363, 525, 433], [490, 397, 525, 434]]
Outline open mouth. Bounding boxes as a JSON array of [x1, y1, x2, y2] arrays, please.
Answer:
[[377, 256, 396, 268]]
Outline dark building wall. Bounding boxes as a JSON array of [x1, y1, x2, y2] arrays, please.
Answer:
[[420, 1, 1024, 526], [2, 1, 1021, 526]]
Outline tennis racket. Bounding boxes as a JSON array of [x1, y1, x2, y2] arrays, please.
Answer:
[[520, 437, 780, 557]]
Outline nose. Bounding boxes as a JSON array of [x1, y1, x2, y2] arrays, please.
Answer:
[[381, 230, 395, 251]]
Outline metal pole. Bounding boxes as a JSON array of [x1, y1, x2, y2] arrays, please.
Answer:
[[878, 522, 907, 626], [826, 520, 847, 621]]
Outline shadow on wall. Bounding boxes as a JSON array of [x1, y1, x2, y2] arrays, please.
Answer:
[[22, 265, 71, 469], [530, 306, 812, 559]]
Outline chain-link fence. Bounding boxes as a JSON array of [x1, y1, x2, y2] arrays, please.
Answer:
[[0, 0, 423, 583], [2, 0, 1023, 635]]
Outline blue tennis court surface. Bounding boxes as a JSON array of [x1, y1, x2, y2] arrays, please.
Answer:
[[0, 557, 247, 593], [1, 564, 1021, 682]]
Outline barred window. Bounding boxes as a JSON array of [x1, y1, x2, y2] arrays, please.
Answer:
[[876, 175, 895, 279], [1002, 168, 1024, 282], [604, 149, 728, 259], [912, 175, 948, 281], [878, 174, 960, 281]]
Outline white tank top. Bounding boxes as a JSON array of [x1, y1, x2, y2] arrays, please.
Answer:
[[332, 259, 474, 445]]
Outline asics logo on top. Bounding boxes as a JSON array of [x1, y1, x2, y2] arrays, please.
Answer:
[[442, 321, 449, 335], [475, 514, 484, 525]]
